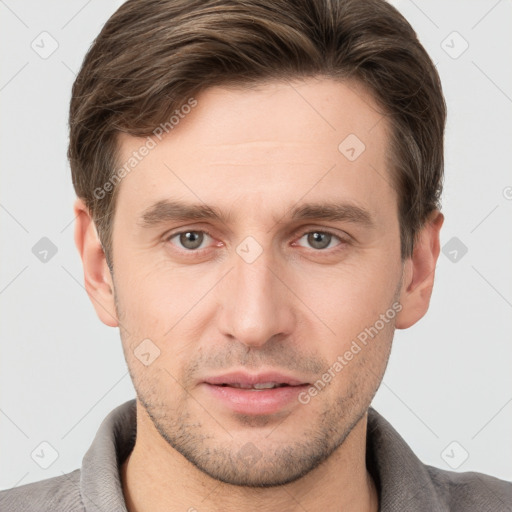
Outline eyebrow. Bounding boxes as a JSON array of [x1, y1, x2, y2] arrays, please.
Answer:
[[290, 202, 375, 228], [138, 199, 375, 229]]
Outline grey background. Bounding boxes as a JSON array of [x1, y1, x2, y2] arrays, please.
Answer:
[[1, 0, 511, 490]]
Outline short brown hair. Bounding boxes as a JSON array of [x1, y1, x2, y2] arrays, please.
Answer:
[[68, 0, 446, 267]]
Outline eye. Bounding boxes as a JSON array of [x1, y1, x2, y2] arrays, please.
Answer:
[[296, 231, 343, 250], [167, 230, 213, 250]]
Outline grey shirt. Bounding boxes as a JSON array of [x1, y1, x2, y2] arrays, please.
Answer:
[[1, 399, 511, 511]]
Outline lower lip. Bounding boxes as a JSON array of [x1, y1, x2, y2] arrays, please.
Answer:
[[202, 383, 309, 415]]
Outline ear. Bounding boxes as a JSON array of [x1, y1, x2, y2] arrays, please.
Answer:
[[395, 210, 444, 329], [73, 198, 119, 327]]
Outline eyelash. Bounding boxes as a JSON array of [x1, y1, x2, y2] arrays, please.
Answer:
[[165, 228, 349, 255]]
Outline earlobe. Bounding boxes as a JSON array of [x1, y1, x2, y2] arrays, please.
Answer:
[[73, 198, 119, 328], [395, 211, 444, 330]]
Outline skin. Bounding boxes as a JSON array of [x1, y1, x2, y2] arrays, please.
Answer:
[[74, 77, 443, 512]]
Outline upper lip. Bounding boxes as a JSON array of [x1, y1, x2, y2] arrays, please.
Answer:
[[203, 370, 309, 387]]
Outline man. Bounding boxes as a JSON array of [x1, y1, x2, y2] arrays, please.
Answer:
[[1, 0, 510, 510]]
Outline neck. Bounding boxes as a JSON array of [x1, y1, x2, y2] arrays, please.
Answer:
[[121, 404, 379, 512]]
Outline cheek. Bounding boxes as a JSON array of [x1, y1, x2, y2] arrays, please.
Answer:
[[114, 258, 220, 351], [294, 257, 400, 334], [115, 254, 180, 311], [114, 234, 401, 351], [318, 307, 394, 405]]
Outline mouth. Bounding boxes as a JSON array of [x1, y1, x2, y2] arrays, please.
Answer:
[[203, 370, 309, 389], [201, 371, 311, 415], [216, 382, 296, 390]]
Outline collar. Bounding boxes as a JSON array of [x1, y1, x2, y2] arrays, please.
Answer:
[[366, 407, 445, 511]]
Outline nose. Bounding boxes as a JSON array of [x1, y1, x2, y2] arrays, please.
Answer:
[[216, 244, 296, 348]]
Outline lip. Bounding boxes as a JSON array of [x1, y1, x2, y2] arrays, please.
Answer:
[[201, 370, 310, 415]]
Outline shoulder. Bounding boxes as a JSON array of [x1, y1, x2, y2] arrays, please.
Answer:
[[425, 464, 512, 511], [366, 407, 512, 511], [0, 469, 84, 512]]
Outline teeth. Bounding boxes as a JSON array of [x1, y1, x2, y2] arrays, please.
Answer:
[[223, 382, 284, 389], [253, 382, 280, 389]]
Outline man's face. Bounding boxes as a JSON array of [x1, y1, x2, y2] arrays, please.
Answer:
[[111, 78, 403, 486]]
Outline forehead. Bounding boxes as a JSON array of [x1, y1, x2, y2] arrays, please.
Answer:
[[113, 77, 395, 224]]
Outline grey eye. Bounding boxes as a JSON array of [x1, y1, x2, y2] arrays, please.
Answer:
[[297, 231, 340, 250], [172, 231, 208, 250]]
